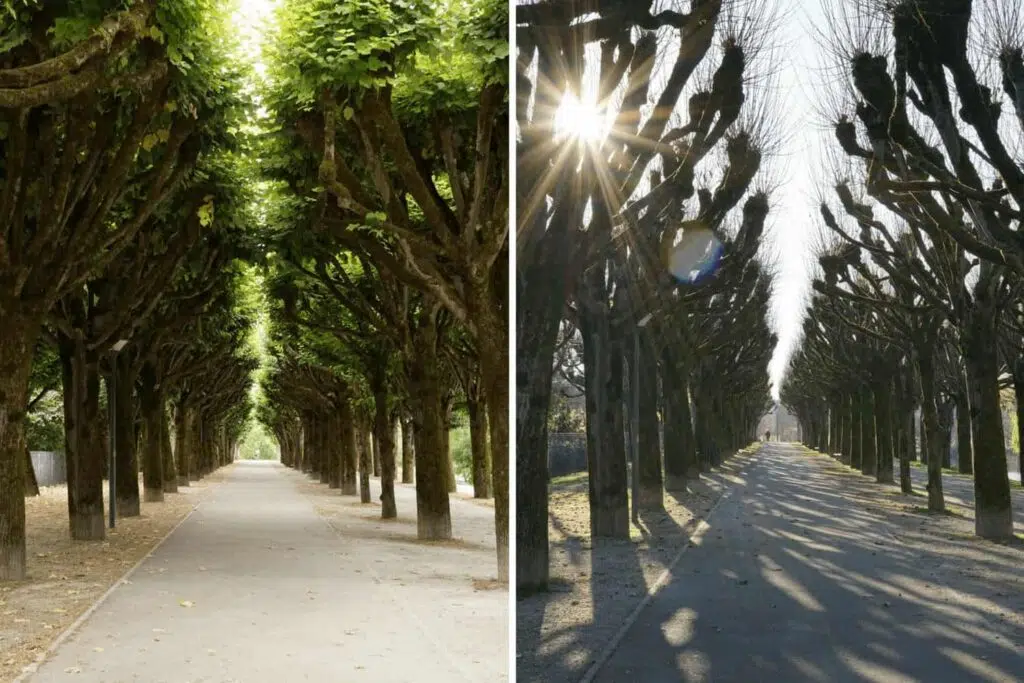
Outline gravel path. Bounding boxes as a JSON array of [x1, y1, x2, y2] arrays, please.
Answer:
[[23, 461, 507, 683]]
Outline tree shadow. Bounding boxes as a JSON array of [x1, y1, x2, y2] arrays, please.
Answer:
[[588, 444, 1024, 682], [517, 453, 752, 683]]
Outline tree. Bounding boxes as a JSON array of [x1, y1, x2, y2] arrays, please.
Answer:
[[261, 0, 509, 579], [516, 0, 778, 592], [0, 0, 245, 579], [799, 0, 1021, 538]]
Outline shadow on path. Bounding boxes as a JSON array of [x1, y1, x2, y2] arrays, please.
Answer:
[[591, 444, 1024, 683], [517, 452, 752, 683]]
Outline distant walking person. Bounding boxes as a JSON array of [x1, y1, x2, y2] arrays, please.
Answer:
[[764, 430, 771, 442]]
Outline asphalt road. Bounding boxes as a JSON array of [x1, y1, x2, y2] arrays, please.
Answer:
[[25, 461, 507, 683], [592, 443, 1024, 683]]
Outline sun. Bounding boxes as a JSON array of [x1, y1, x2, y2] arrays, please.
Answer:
[[553, 92, 605, 144]]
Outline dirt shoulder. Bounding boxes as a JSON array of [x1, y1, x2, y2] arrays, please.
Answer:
[[0, 472, 228, 683], [516, 445, 762, 683]]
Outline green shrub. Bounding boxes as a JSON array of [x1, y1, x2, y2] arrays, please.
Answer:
[[27, 393, 65, 452], [449, 423, 472, 482]]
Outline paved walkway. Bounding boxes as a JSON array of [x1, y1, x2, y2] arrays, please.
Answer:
[[591, 444, 1024, 683], [26, 461, 507, 682]]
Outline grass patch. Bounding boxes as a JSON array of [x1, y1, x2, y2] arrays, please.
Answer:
[[908, 461, 965, 476], [550, 471, 587, 487], [906, 505, 968, 519]]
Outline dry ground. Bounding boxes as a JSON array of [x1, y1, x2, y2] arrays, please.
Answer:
[[516, 445, 762, 683], [0, 470, 229, 682]]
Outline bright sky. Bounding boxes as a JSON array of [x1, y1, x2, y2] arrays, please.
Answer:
[[761, 0, 831, 399], [233, 0, 278, 76]]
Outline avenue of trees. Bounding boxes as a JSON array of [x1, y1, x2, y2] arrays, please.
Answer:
[[252, 0, 510, 580], [0, 0, 257, 581], [2, 0, 509, 584], [516, 0, 778, 593], [782, 0, 1021, 541]]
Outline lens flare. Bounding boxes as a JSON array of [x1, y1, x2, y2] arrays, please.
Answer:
[[553, 93, 604, 144], [666, 227, 724, 284]]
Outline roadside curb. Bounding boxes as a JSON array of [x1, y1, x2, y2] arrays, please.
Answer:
[[13, 494, 208, 682], [576, 445, 763, 683]]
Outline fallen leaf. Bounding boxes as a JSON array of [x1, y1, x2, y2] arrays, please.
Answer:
[[179, 600, 195, 608], [64, 667, 82, 674]]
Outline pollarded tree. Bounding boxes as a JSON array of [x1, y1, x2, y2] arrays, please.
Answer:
[[264, 0, 510, 580], [515, 0, 778, 592], [0, 0, 247, 578], [46, 151, 249, 537], [821, 0, 1020, 538]]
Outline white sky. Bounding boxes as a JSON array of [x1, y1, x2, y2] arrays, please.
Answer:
[[761, 0, 830, 399], [233, 0, 278, 76]]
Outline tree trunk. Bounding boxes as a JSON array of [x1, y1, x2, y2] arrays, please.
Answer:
[[860, 387, 877, 477], [401, 416, 414, 484], [850, 390, 863, 471], [1012, 357, 1024, 484], [954, 387, 973, 475], [318, 415, 330, 485], [159, 395, 177, 494], [0, 313, 39, 580], [842, 393, 854, 466], [874, 383, 894, 484], [466, 385, 492, 499], [328, 412, 341, 490], [662, 353, 697, 489], [900, 403, 914, 494], [937, 396, 954, 470], [61, 336, 105, 540], [917, 350, 946, 512], [963, 314, 1013, 539], [581, 302, 629, 540], [915, 408, 923, 462], [340, 404, 358, 495], [478, 335, 510, 581], [137, 364, 164, 503], [835, 398, 846, 458], [190, 411, 203, 480], [371, 421, 381, 478], [443, 399, 457, 493], [374, 384, 397, 519], [407, 307, 452, 540], [108, 355, 140, 516], [358, 418, 372, 504], [635, 330, 663, 509], [174, 400, 192, 486], [515, 251, 569, 589]]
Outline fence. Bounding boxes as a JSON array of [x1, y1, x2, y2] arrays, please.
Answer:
[[30, 451, 67, 487], [548, 433, 587, 477]]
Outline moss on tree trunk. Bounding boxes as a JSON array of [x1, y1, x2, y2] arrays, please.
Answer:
[[0, 313, 38, 580], [466, 388, 492, 499]]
